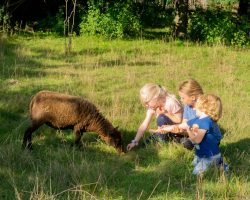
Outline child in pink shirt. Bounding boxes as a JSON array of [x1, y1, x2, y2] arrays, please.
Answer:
[[127, 83, 183, 151]]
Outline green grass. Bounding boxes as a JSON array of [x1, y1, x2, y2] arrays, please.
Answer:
[[0, 33, 249, 199]]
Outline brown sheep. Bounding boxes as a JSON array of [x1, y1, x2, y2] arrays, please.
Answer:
[[22, 91, 123, 153]]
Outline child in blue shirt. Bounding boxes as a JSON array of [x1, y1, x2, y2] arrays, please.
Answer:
[[177, 79, 204, 149], [177, 79, 222, 150], [178, 94, 228, 175]]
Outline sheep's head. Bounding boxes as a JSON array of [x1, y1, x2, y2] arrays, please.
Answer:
[[108, 127, 124, 153]]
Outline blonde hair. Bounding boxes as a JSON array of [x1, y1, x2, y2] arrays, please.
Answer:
[[196, 94, 222, 122], [178, 79, 203, 98], [140, 83, 167, 105]]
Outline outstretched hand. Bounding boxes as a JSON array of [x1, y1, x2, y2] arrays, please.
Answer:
[[171, 125, 181, 133], [127, 143, 136, 151], [149, 125, 183, 134], [149, 125, 174, 134]]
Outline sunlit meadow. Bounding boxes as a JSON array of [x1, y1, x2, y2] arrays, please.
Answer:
[[0, 33, 249, 199]]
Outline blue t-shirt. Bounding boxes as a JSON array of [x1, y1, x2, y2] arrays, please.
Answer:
[[187, 116, 221, 158], [183, 105, 196, 120], [184, 105, 222, 142]]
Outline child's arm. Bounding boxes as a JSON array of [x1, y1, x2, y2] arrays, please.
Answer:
[[178, 122, 189, 130], [164, 111, 182, 124], [186, 126, 206, 144], [127, 109, 154, 151], [149, 125, 175, 134], [150, 123, 188, 135]]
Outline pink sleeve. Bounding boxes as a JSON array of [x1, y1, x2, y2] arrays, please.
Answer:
[[165, 98, 183, 114]]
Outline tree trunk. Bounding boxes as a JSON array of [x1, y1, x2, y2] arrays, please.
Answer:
[[173, 0, 189, 39], [238, 0, 249, 17], [162, 0, 166, 9], [64, 0, 77, 55], [238, 0, 250, 37]]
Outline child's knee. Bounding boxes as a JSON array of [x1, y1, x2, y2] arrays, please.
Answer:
[[157, 114, 173, 126]]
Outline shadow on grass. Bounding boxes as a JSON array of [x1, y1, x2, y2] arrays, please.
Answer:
[[1, 118, 248, 199], [215, 126, 250, 174], [221, 138, 250, 173], [141, 29, 171, 40], [0, 82, 63, 140], [78, 48, 111, 56], [1, 35, 163, 79], [0, 125, 196, 199], [0, 37, 49, 80]]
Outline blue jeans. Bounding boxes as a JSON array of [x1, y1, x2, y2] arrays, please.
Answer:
[[155, 114, 174, 141], [192, 153, 229, 175], [145, 114, 181, 144], [157, 114, 174, 126]]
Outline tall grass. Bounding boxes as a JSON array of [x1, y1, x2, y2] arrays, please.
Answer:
[[0, 34, 249, 199]]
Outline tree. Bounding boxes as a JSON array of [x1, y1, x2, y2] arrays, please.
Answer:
[[173, 0, 189, 39], [64, 0, 77, 55], [238, 0, 250, 17]]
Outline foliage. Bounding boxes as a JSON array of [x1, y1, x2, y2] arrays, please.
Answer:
[[29, 3, 85, 36], [0, 6, 10, 33], [80, 2, 141, 39], [230, 16, 250, 47], [38, 7, 77, 36], [133, 2, 175, 28], [188, 9, 249, 46], [209, 0, 238, 6]]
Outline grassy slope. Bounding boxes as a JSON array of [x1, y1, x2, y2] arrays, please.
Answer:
[[0, 34, 249, 199]]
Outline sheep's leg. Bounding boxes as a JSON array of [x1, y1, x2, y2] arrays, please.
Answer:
[[73, 129, 82, 146], [22, 122, 42, 150]]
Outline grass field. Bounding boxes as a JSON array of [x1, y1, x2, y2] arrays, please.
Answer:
[[0, 33, 249, 199]]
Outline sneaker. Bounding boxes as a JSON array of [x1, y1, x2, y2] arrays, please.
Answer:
[[223, 163, 229, 172], [180, 137, 194, 150], [217, 157, 229, 173]]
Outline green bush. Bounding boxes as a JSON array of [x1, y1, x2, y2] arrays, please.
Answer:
[[80, 2, 141, 39], [188, 9, 249, 46], [231, 30, 249, 47]]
